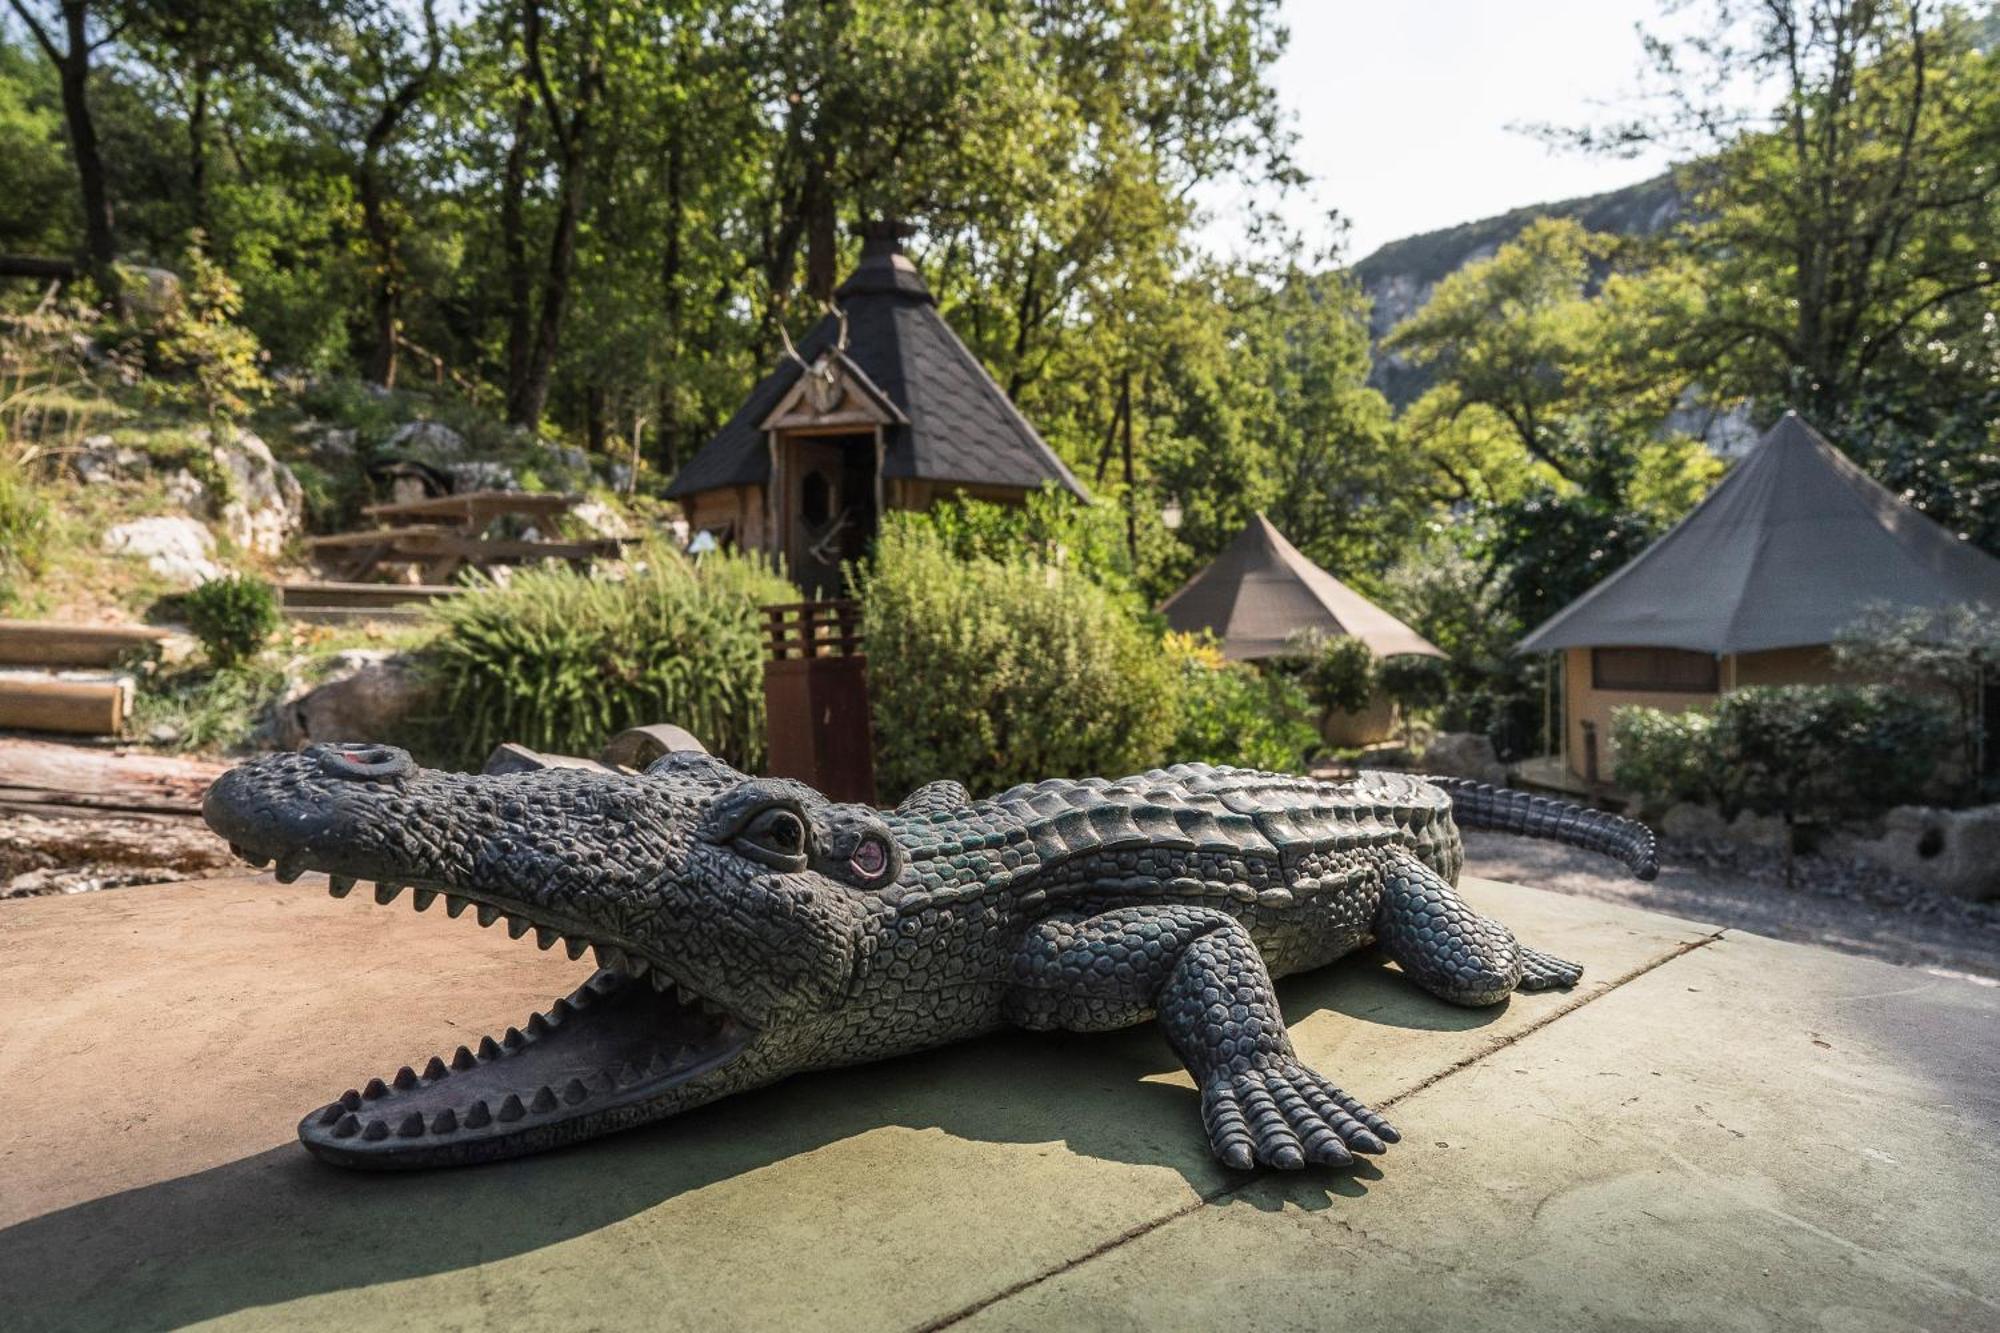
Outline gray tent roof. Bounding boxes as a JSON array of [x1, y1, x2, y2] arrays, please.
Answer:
[[1518, 413, 2000, 655], [1159, 513, 1444, 661], [667, 232, 1084, 500]]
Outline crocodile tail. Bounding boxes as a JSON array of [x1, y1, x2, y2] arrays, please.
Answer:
[[1428, 777, 1659, 882]]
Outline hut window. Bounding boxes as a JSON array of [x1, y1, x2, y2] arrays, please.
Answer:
[[1592, 647, 1718, 692], [801, 470, 833, 526]]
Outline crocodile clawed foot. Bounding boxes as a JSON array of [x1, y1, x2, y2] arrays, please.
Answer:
[[1515, 946, 1583, 992], [1200, 1062, 1398, 1171]]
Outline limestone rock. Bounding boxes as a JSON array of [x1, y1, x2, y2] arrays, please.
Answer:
[[441, 460, 517, 492], [1420, 731, 1506, 786], [1832, 805, 2000, 902], [385, 419, 467, 462], [1660, 801, 1730, 842], [262, 650, 430, 750], [71, 435, 151, 485], [208, 428, 302, 557], [102, 516, 224, 586], [568, 499, 631, 539]]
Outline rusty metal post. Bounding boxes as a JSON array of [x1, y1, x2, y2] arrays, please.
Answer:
[[761, 600, 876, 805]]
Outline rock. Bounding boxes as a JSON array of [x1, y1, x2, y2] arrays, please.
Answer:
[[384, 419, 467, 462], [1419, 731, 1506, 786], [316, 427, 359, 460], [441, 460, 517, 492], [121, 265, 184, 327], [70, 435, 151, 485], [102, 516, 224, 586], [207, 427, 302, 557], [1660, 801, 1730, 842], [569, 499, 631, 539], [1831, 805, 2000, 902], [261, 650, 430, 750], [161, 468, 211, 512], [1725, 810, 1790, 851]]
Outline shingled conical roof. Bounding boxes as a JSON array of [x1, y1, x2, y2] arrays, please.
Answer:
[[1518, 412, 2000, 655], [1160, 514, 1444, 661], [667, 228, 1084, 499]]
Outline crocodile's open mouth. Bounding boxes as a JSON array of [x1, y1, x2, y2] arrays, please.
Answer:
[[240, 848, 757, 1169]]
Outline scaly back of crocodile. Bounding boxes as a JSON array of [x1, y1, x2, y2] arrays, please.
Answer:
[[881, 764, 1461, 914]]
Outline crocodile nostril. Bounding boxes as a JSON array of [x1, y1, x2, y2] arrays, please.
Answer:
[[313, 743, 415, 782]]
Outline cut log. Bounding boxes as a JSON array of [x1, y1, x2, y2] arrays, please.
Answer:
[[0, 679, 125, 736], [0, 620, 169, 668]]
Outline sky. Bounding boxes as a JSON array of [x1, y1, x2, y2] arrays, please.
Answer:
[[1223, 0, 1688, 263]]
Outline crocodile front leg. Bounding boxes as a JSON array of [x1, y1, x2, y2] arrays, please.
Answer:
[[1003, 906, 1397, 1170]]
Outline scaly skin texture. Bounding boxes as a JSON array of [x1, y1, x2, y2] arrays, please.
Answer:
[[203, 743, 1657, 1171]]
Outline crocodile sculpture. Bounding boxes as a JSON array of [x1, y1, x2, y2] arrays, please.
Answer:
[[203, 743, 1657, 1171]]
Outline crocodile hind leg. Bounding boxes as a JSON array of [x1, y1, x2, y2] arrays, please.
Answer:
[[1004, 905, 1397, 1170], [1374, 850, 1583, 1006]]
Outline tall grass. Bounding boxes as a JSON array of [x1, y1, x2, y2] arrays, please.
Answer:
[[424, 547, 792, 771]]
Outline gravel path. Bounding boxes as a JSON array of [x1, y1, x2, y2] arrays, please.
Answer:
[[1464, 829, 2000, 985]]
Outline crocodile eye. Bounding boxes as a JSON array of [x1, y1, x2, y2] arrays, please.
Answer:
[[734, 806, 809, 870]]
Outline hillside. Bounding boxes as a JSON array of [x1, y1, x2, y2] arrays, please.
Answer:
[[1350, 173, 1682, 407]]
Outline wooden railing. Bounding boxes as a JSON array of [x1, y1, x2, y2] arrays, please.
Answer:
[[762, 599, 863, 661]]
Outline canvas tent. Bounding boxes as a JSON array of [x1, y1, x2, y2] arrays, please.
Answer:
[[1519, 412, 2000, 784], [1161, 513, 1443, 661], [668, 223, 1083, 595]]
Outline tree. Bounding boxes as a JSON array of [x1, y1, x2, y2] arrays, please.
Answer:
[[6, 0, 122, 305]]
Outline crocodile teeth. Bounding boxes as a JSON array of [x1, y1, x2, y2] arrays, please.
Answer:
[[645, 1050, 673, 1076], [562, 1078, 589, 1105], [328, 875, 357, 898], [451, 1045, 477, 1071], [317, 1103, 343, 1126], [535, 927, 560, 951], [445, 895, 470, 918], [498, 1094, 526, 1122], [374, 882, 404, 906], [464, 1100, 492, 1129], [396, 1113, 425, 1138], [362, 1120, 389, 1141], [530, 1086, 558, 1114], [594, 945, 626, 973], [649, 971, 675, 993], [422, 1056, 448, 1081], [430, 1108, 457, 1134], [339, 1088, 362, 1110], [392, 1065, 418, 1090], [274, 854, 307, 883], [563, 937, 588, 961], [333, 1113, 361, 1138], [476, 904, 502, 928], [477, 1035, 502, 1060], [412, 888, 438, 912], [362, 1078, 388, 1100], [506, 916, 531, 941]]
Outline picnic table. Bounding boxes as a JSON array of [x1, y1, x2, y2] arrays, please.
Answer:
[[304, 490, 630, 583]]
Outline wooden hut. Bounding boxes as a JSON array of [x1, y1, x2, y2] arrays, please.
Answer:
[[1160, 513, 1442, 744], [1518, 413, 2000, 786], [668, 223, 1084, 595]]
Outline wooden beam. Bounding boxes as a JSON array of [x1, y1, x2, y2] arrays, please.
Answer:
[[0, 621, 168, 669], [0, 254, 75, 282], [0, 679, 125, 736]]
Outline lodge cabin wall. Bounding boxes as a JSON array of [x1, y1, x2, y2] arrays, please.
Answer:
[[1564, 644, 1845, 784]]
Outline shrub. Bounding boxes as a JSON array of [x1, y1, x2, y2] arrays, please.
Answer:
[[146, 240, 269, 421], [183, 575, 280, 667], [857, 517, 1177, 800], [900, 486, 1141, 603], [1165, 633, 1318, 771], [1835, 603, 2000, 803], [423, 547, 791, 772], [1612, 686, 1952, 836], [129, 659, 288, 753], [1284, 630, 1375, 721], [0, 455, 53, 610]]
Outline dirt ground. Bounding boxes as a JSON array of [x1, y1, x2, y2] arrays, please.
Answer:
[[1463, 828, 2000, 985]]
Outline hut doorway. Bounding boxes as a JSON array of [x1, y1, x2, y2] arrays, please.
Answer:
[[778, 434, 878, 597]]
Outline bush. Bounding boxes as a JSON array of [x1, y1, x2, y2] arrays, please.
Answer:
[[0, 455, 52, 610], [1613, 686, 1952, 833], [183, 575, 280, 667], [857, 517, 1178, 800], [423, 547, 791, 772], [1835, 603, 2000, 803], [1165, 633, 1319, 771], [1284, 630, 1375, 721], [145, 240, 269, 421]]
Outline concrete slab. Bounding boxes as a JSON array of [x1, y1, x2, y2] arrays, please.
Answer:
[[0, 873, 1705, 1330], [963, 930, 2000, 1332]]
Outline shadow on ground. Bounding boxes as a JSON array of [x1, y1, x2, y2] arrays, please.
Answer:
[[0, 953, 1492, 1330]]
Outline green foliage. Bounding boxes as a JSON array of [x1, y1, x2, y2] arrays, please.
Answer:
[[1609, 707, 1719, 810], [422, 547, 791, 772], [1834, 603, 2000, 801], [1164, 633, 1318, 772], [857, 516, 1178, 800], [182, 574, 280, 667], [1285, 629, 1375, 719], [147, 240, 270, 420], [1613, 687, 1953, 834], [128, 659, 289, 754], [908, 487, 1139, 603], [0, 453, 53, 610]]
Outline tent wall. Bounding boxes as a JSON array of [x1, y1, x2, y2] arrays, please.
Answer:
[[1563, 644, 1843, 783]]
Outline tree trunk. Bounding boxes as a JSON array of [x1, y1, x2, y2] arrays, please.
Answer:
[[359, 160, 399, 387], [585, 384, 608, 454], [803, 141, 837, 304], [54, 3, 119, 310], [186, 63, 210, 237], [656, 124, 686, 470], [502, 86, 534, 420]]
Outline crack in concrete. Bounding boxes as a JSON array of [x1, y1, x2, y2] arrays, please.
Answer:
[[918, 928, 1726, 1332]]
